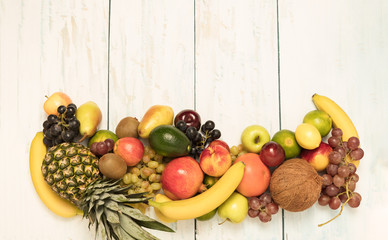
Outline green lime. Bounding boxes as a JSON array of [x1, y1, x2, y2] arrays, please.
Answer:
[[196, 208, 217, 221], [303, 110, 332, 137], [88, 130, 119, 147], [272, 129, 301, 159], [203, 175, 219, 188]]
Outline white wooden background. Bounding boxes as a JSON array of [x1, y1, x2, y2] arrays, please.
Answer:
[[1, 0, 387, 239]]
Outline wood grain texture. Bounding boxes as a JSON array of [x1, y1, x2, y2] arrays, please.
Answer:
[[195, 0, 281, 239], [1, 0, 387, 239], [108, 0, 195, 239], [0, 0, 109, 239], [278, 0, 388, 239]]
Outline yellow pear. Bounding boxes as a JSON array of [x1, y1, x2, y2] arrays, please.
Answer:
[[138, 105, 174, 138], [76, 101, 102, 141]]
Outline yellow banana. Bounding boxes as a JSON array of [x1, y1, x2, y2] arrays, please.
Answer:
[[153, 194, 177, 223], [148, 161, 245, 220], [30, 132, 83, 217], [312, 94, 360, 167]]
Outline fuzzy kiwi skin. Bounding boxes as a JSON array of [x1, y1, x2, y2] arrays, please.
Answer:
[[115, 117, 140, 139], [98, 153, 127, 180]]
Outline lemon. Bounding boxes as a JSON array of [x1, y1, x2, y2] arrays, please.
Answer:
[[295, 123, 321, 150], [303, 110, 332, 137], [272, 129, 301, 159]]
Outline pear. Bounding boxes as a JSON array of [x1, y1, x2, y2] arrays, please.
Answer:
[[76, 101, 102, 142], [138, 105, 174, 138]]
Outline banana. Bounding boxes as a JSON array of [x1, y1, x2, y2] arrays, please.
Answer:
[[30, 132, 83, 217], [312, 94, 360, 167], [148, 161, 245, 220], [153, 194, 177, 223]]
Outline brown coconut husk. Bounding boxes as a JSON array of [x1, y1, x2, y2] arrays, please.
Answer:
[[270, 158, 322, 212]]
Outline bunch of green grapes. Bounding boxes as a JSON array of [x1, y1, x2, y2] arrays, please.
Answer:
[[229, 144, 248, 162], [122, 146, 165, 198]]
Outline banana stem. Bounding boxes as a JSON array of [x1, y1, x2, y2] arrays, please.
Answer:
[[148, 200, 162, 209]]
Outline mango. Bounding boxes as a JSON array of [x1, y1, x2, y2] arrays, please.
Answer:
[[138, 105, 174, 138], [76, 101, 102, 141]]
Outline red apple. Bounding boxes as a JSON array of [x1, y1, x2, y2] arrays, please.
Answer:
[[199, 145, 232, 177], [300, 141, 332, 172], [161, 156, 204, 200], [208, 139, 230, 152], [113, 137, 144, 166], [260, 141, 285, 167]]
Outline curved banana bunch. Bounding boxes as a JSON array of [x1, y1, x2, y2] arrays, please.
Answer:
[[312, 94, 360, 167], [148, 161, 245, 220], [30, 132, 83, 217]]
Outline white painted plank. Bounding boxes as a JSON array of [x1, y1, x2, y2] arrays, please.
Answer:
[[0, 0, 109, 239], [195, 1, 281, 239], [108, 0, 195, 239], [278, 0, 388, 239]]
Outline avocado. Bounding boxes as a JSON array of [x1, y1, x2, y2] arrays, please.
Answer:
[[149, 125, 191, 157]]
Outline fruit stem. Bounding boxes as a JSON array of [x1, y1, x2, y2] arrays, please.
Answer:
[[78, 133, 88, 143], [319, 178, 354, 227], [318, 197, 351, 227], [218, 218, 228, 225]]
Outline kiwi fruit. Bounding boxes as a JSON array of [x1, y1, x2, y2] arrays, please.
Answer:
[[115, 116, 140, 138], [98, 153, 127, 180]]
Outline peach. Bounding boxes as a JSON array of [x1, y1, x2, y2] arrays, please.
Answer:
[[208, 139, 230, 152], [113, 137, 144, 166], [161, 156, 204, 200], [199, 144, 232, 177], [300, 141, 332, 172]]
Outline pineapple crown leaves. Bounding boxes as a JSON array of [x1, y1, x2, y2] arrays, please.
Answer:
[[80, 178, 174, 240]]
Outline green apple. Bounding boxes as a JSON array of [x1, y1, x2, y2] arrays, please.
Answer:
[[217, 192, 248, 224], [196, 208, 217, 221], [241, 125, 270, 153]]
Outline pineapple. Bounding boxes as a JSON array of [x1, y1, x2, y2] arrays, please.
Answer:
[[42, 142, 173, 240]]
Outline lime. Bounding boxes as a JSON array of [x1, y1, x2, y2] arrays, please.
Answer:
[[303, 110, 332, 137], [272, 129, 301, 159], [295, 123, 321, 150], [203, 175, 219, 188], [196, 208, 217, 221], [88, 130, 119, 147]]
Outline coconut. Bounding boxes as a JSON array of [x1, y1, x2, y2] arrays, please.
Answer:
[[270, 158, 322, 212]]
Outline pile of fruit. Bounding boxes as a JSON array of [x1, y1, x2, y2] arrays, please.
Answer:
[[30, 92, 364, 240]]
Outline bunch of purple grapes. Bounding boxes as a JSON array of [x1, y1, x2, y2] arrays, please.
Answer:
[[174, 110, 221, 158], [247, 193, 279, 223], [42, 104, 80, 148], [318, 128, 363, 210]]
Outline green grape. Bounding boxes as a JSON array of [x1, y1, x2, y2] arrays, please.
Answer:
[[148, 160, 159, 169], [123, 173, 132, 185]]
